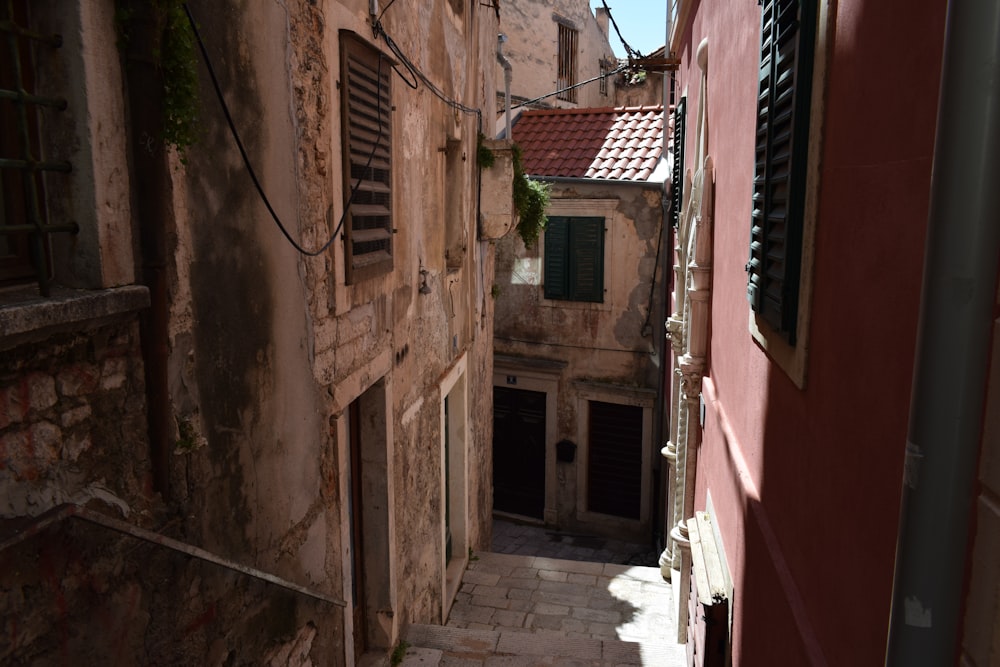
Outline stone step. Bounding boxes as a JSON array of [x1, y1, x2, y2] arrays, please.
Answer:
[[402, 623, 686, 665]]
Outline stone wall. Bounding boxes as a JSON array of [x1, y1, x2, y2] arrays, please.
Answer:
[[493, 182, 666, 541], [1, 0, 499, 662], [0, 317, 151, 518], [497, 0, 617, 110]]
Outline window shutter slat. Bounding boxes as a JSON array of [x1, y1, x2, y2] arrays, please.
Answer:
[[341, 31, 393, 283], [569, 217, 604, 303], [746, 0, 815, 343], [670, 98, 686, 228], [544, 217, 569, 300]]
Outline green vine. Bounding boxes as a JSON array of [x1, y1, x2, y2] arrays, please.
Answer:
[[117, 0, 201, 158], [477, 133, 496, 169], [389, 640, 409, 667], [159, 1, 200, 156], [477, 137, 550, 248], [511, 144, 550, 248]]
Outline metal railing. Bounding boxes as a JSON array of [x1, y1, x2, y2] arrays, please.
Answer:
[[1, 1, 76, 296], [0, 503, 346, 607]]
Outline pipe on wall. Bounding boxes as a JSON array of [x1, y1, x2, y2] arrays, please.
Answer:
[[497, 34, 512, 140], [885, 0, 1000, 663]]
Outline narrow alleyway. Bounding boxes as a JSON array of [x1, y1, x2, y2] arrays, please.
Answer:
[[399, 520, 686, 665]]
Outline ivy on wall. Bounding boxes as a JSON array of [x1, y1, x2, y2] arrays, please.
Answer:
[[117, 0, 200, 157]]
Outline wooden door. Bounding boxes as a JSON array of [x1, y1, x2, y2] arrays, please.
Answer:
[[492, 387, 546, 519]]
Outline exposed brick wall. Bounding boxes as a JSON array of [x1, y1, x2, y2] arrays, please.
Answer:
[[0, 318, 152, 517]]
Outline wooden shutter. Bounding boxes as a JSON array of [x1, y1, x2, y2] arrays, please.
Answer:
[[570, 217, 604, 303], [670, 97, 686, 228], [340, 31, 392, 283], [746, 0, 816, 343], [557, 24, 578, 103], [544, 216, 604, 302], [587, 401, 642, 520], [543, 216, 569, 300]]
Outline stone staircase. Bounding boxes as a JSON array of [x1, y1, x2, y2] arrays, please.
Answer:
[[400, 623, 685, 665], [397, 552, 687, 666]]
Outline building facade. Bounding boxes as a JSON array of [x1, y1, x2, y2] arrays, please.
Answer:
[[0, 1, 503, 663], [493, 105, 668, 543], [661, 0, 1000, 664], [495, 0, 618, 115]]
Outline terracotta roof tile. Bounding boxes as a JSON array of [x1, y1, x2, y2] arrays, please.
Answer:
[[510, 105, 666, 181]]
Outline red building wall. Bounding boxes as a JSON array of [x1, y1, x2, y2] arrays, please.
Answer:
[[672, 0, 946, 663]]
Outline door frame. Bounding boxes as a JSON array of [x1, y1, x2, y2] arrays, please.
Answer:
[[333, 351, 397, 666], [439, 353, 469, 622], [492, 357, 562, 525]]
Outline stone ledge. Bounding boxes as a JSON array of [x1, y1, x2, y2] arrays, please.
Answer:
[[0, 285, 150, 351]]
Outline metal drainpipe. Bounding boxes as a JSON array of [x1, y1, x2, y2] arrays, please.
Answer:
[[122, 2, 173, 500], [885, 1, 1000, 664], [497, 34, 512, 139]]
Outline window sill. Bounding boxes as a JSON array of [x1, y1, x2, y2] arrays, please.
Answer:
[[0, 285, 150, 352], [749, 311, 808, 390]]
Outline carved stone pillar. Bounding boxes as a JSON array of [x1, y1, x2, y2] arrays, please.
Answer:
[[659, 314, 686, 577]]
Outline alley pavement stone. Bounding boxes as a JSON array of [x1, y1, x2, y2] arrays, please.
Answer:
[[490, 520, 660, 567], [400, 551, 686, 666]]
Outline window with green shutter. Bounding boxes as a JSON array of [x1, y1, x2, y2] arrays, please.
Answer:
[[745, 0, 816, 344], [670, 97, 686, 228], [544, 216, 605, 303]]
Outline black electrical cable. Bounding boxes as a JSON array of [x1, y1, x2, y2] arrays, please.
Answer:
[[376, 0, 401, 26], [503, 64, 628, 112], [183, 3, 383, 257], [601, 0, 644, 60], [373, 20, 482, 120]]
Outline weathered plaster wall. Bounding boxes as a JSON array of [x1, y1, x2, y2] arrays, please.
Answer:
[[2, 0, 498, 663], [494, 182, 665, 540], [164, 0, 499, 655], [497, 0, 617, 110], [671, 0, 947, 664]]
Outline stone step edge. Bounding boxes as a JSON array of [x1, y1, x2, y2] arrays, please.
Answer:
[[403, 623, 681, 660]]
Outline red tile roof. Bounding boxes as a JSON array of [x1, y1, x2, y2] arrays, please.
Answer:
[[511, 105, 665, 181]]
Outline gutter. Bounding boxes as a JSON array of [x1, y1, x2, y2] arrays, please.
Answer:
[[497, 34, 512, 139], [885, 1, 1000, 663], [529, 175, 664, 187]]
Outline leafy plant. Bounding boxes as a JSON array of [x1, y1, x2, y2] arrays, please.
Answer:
[[477, 133, 496, 169], [478, 139, 550, 248], [158, 1, 200, 156], [511, 144, 550, 248], [390, 640, 409, 667], [117, 0, 201, 158]]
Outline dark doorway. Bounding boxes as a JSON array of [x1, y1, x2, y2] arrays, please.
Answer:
[[348, 399, 367, 659], [493, 386, 546, 519], [588, 400, 642, 519]]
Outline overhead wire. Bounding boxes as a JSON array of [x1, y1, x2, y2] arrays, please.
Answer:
[[601, 0, 644, 61], [502, 64, 628, 113], [183, 2, 385, 257]]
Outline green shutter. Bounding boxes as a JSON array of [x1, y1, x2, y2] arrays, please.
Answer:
[[544, 217, 569, 300], [543, 216, 604, 302], [746, 0, 815, 344], [569, 217, 604, 303], [671, 98, 686, 228]]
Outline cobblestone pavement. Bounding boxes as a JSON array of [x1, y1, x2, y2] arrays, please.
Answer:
[[401, 551, 685, 666], [491, 518, 661, 567]]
